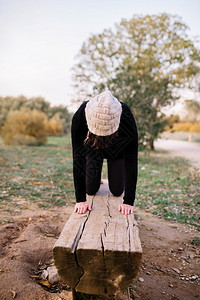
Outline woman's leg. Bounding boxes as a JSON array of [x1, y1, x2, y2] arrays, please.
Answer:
[[86, 152, 103, 195], [107, 158, 125, 196]]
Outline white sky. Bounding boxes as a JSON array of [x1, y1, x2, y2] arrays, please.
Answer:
[[0, 0, 200, 111]]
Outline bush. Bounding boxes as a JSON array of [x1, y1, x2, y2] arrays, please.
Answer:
[[0, 95, 72, 134], [1, 110, 48, 145], [190, 122, 200, 133], [45, 118, 63, 136], [163, 114, 180, 131], [169, 121, 200, 133], [171, 122, 192, 132]]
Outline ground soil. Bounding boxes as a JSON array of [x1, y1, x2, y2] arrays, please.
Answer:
[[0, 204, 199, 300]]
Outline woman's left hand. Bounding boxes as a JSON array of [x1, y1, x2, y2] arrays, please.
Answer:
[[118, 204, 133, 215]]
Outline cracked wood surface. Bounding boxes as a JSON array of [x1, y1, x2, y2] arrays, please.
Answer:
[[53, 181, 142, 295]]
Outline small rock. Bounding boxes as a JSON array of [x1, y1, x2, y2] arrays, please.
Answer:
[[146, 271, 151, 275], [178, 248, 183, 251], [138, 277, 144, 283], [41, 269, 48, 280], [47, 266, 60, 284], [196, 250, 199, 255], [190, 275, 198, 281], [189, 254, 195, 259], [185, 278, 189, 281], [169, 283, 173, 288]]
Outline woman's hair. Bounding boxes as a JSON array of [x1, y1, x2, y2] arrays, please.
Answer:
[[84, 131, 118, 149]]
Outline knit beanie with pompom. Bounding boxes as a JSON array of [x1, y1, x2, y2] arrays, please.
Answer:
[[85, 90, 122, 136]]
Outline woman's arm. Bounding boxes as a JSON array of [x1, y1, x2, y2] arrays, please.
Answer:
[[71, 101, 88, 203], [120, 104, 138, 206]]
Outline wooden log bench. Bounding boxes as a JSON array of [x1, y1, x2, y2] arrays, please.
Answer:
[[53, 181, 142, 296]]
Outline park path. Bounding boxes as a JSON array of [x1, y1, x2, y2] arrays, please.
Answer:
[[154, 139, 200, 170]]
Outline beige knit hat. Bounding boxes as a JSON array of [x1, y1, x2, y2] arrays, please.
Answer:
[[85, 90, 122, 136]]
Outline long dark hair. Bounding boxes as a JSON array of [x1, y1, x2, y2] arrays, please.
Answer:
[[84, 131, 118, 149]]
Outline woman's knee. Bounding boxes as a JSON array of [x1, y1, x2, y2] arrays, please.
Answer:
[[86, 182, 101, 195], [109, 185, 124, 197]]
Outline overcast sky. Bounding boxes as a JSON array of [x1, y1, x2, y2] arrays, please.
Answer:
[[0, 0, 200, 111]]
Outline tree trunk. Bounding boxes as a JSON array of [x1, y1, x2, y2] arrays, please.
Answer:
[[150, 138, 155, 151]]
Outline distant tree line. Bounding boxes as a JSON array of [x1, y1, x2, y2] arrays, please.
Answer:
[[0, 95, 71, 133], [0, 96, 72, 145]]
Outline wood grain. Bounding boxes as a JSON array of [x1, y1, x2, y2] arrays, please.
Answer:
[[53, 181, 142, 295]]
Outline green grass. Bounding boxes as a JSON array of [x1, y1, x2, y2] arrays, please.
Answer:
[[0, 136, 75, 221], [136, 150, 200, 227], [191, 237, 200, 247], [0, 136, 199, 226]]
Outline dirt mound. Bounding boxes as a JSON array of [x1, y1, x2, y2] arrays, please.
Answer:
[[0, 207, 73, 300], [0, 206, 199, 300], [133, 209, 199, 300]]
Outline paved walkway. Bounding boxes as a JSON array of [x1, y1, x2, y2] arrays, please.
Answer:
[[154, 139, 200, 170]]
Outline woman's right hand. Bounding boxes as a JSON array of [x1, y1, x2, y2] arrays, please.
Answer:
[[74, 202, 92, 214]]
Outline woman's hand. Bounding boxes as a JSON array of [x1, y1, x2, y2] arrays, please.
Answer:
[[74, 202, 92, 214], [118, 203, 133, 215]]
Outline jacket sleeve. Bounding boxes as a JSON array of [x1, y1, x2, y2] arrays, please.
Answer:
[[121, 104, 138, 206], [71, 102, 88, 203]]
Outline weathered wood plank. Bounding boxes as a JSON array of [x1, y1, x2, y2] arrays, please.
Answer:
[[53, 181, 142, 295], [53, 195, 94, 288], [75, 183, 142, 295]]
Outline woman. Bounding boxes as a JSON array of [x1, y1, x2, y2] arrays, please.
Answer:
[[71, 90, 138, 215]]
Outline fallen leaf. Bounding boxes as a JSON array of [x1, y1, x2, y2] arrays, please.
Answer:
[[39, 280, 51, 288], [151, 170, 160, 174], [11, 291, 17, 299], [45, 233, 55, 237]]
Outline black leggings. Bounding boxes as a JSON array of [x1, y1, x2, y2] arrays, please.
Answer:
[[86, 153, 125, 197]]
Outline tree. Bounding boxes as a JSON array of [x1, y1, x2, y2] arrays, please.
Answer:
[[72, 13, 200, 149]]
